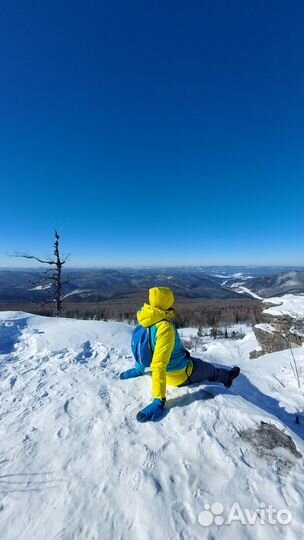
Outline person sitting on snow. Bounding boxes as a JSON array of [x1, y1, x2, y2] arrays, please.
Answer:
[[120, 287, 240, 422]]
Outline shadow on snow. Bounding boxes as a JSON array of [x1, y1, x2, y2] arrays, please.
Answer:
[[166, 372, 304, 441]]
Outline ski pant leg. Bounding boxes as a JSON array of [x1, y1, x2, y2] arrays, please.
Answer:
[[183, 357, 230, 386]]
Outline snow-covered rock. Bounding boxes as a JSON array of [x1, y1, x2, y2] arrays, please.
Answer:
[[251, 295, 304, 358], [255, 323, 275, 334], [1, 312, 304, 540]]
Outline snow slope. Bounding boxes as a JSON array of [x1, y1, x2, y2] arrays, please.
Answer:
[[232, 285, 262, 299], [1, 312, 304, 540], [263, 294, 304, 318]]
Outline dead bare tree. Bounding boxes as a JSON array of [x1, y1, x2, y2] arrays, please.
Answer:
[[15, 230, 69, 316]]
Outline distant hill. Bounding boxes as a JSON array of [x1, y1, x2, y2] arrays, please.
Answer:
[[0, 267, 249, 303], [0, 267, 303, 304], [239, 271, 304, 298]]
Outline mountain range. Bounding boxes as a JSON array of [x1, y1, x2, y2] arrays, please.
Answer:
[[0, 266, 304, 304]]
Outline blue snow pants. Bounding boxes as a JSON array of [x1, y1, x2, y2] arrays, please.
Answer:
[[182, 357, 230, 386]]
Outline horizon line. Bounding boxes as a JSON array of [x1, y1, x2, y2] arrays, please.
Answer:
[[1, 264, 304, 270]]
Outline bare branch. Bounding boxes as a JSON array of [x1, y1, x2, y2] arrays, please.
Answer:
[[15, 252, 55, 265], [272, 374, 286, 388]]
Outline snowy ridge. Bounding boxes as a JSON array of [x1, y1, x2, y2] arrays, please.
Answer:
[[29, 284, 52, 291], [62, 288, 93, 299], [232, 285, 262, 299], [263, 294, 304, 318], [0, 312, 304, 540]]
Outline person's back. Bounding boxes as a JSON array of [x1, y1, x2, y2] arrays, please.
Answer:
[[120, 287, 240, 422], [136, 287, 192, 398]]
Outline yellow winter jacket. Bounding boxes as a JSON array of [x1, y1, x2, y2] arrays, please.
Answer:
[[137, 287, 193, 399]]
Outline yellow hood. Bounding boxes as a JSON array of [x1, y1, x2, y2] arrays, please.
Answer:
[[137, 303, 175, 328], [149, 287, 175, 310]]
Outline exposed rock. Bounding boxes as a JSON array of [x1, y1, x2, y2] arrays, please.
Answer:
[[250, 302, 303, 358], [241, 421, 302, 474]]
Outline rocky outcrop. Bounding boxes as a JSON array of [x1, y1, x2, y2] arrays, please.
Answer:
[[250, 303, 303, 359]]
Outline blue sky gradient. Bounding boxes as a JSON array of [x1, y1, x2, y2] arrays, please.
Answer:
[[1, 0, 303, 266]]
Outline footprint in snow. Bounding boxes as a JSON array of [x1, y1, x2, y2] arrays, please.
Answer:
[[131, 469, 143, 491], [118, 467, 129, 481], [63, 398, 74, 415], [98, 385, 110, 407], [57, 425, 70, 439], [193, 487, 204, 499], [171, 500, 196, 531], [111, 439, 120, 459], [143, 447, 159, 470], [10, 376, 17, 390], [100, 352, 110, 368]]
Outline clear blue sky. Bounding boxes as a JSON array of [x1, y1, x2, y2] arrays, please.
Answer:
[[1, 0, 303, 267]]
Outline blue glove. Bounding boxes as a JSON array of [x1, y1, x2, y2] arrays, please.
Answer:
[[120, 362, 145, 380], [136, 398, 166, 423]]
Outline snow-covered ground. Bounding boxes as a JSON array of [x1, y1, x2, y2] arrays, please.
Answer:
[[263, 294, 304, 318], [1, 311, 304, 540]]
